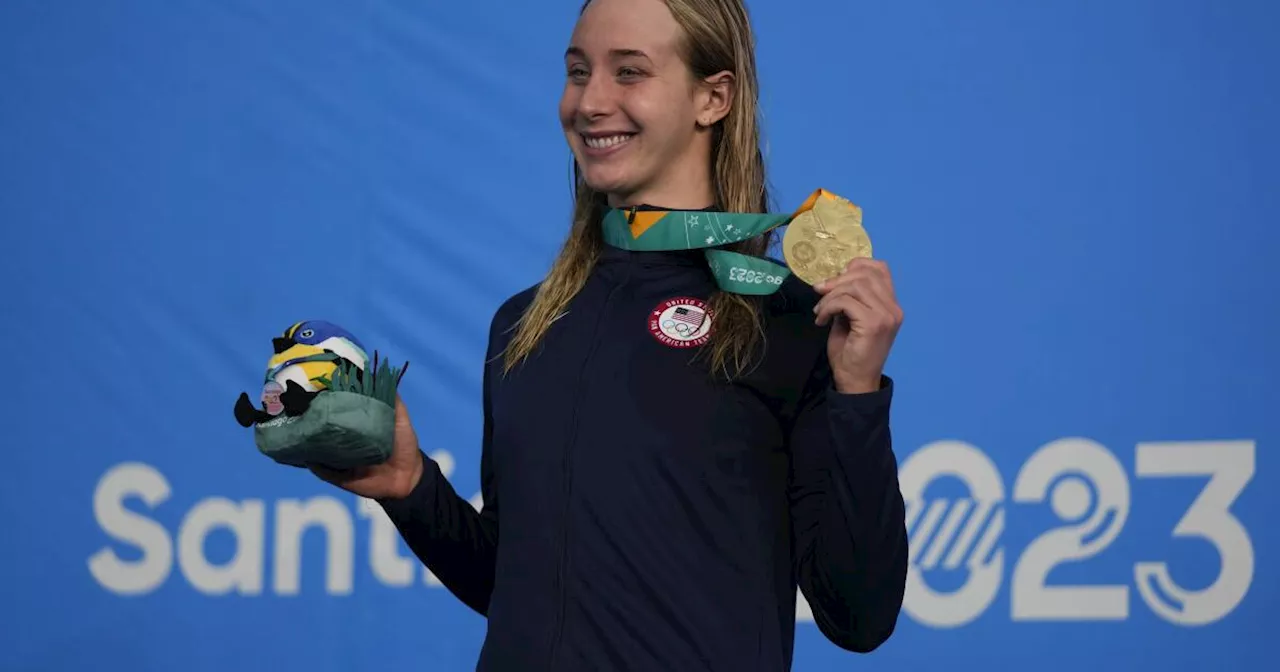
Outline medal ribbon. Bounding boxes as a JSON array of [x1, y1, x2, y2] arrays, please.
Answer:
[[600, 188, 832, 295]]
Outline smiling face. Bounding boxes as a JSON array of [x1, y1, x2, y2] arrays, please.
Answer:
[[560, 0, 733, 208]]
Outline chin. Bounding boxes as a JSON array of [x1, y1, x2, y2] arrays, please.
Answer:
[[571, 134, 649, 200], [578, 165, 639, 200]]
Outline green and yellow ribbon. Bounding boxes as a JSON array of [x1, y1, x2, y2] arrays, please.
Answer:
[[600, 188, 845, 296]]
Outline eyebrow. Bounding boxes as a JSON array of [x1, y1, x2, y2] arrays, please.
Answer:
[[564, 46, 652, 61]]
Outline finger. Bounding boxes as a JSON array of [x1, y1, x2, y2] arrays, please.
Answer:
[[813, 264, 902, 332], [824, 266, 900, 323], [817, 281, 903, 334], [865, 260, 896, 304], [815, 293, 874, 327], [843, 257, 890, 278], [816, 273, 893, 318], [843, 256, 884, 272], [817, 260, 883, 291], [308, 463, 364, 484], [308, 464, 345, 484], [855, 273, 898, 320], [835, 258, 897, 302]]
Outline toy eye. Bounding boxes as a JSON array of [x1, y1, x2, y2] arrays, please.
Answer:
[[300, 329, 314, 339]]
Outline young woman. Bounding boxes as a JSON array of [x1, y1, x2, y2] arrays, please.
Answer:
[[313, 0, 908, 668]]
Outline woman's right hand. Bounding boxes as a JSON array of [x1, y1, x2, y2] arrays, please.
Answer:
[[308, 395, 425, 501]]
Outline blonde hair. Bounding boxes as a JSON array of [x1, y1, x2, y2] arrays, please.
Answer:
[[503, 0, 773, 379]]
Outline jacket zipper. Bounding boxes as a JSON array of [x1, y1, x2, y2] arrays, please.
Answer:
[[547, 279, 626, 669]]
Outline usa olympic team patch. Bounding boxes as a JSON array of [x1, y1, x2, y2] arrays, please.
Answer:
[[649, 297, 713, 348]]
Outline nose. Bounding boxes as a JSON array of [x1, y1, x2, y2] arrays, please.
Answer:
[[577, 73, 615, 120], [272, 337, 293, 354]]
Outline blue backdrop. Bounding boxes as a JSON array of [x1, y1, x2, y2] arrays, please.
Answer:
[[2, 1, 1276, 670]]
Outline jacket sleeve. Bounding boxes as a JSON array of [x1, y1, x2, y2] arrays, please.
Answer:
[[787, 359, 908, 653], [376, 331, 501, 616]]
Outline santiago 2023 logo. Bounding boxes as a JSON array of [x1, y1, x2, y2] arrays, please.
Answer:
[[88, 437, 1256, 629]]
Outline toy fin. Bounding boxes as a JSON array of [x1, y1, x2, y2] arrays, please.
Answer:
[[280, 379, 319, 416], [234, 392, 272, 428]]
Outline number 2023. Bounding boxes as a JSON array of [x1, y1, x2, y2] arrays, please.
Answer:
[[898, 438, 1255, 628], [729, 267, 782, 285]]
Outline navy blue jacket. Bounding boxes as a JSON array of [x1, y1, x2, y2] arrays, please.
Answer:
[[381, 240, 908, 671]]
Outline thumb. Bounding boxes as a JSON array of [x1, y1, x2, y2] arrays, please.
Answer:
[[394, 394, 415, 434]]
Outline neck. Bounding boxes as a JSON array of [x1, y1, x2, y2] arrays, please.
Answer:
[[607, 184, 715, 210]]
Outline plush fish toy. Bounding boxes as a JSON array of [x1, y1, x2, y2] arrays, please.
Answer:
[[235, 320, 408, 469]]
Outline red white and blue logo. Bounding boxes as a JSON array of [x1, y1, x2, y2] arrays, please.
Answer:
[[648, 296, 713, 348]]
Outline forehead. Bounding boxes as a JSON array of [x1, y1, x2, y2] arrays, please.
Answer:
[[569, 0, 683, 58]]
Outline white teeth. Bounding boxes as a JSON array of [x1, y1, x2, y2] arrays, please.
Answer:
[[584, 134, 633, 149]]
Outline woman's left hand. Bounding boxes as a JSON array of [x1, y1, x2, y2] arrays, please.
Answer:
[[813, 258, 904, 394]]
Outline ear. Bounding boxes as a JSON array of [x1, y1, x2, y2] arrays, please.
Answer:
[[695, 70, 735, 128]]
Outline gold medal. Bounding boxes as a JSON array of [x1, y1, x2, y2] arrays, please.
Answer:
[[782, 189, 873, 286]]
